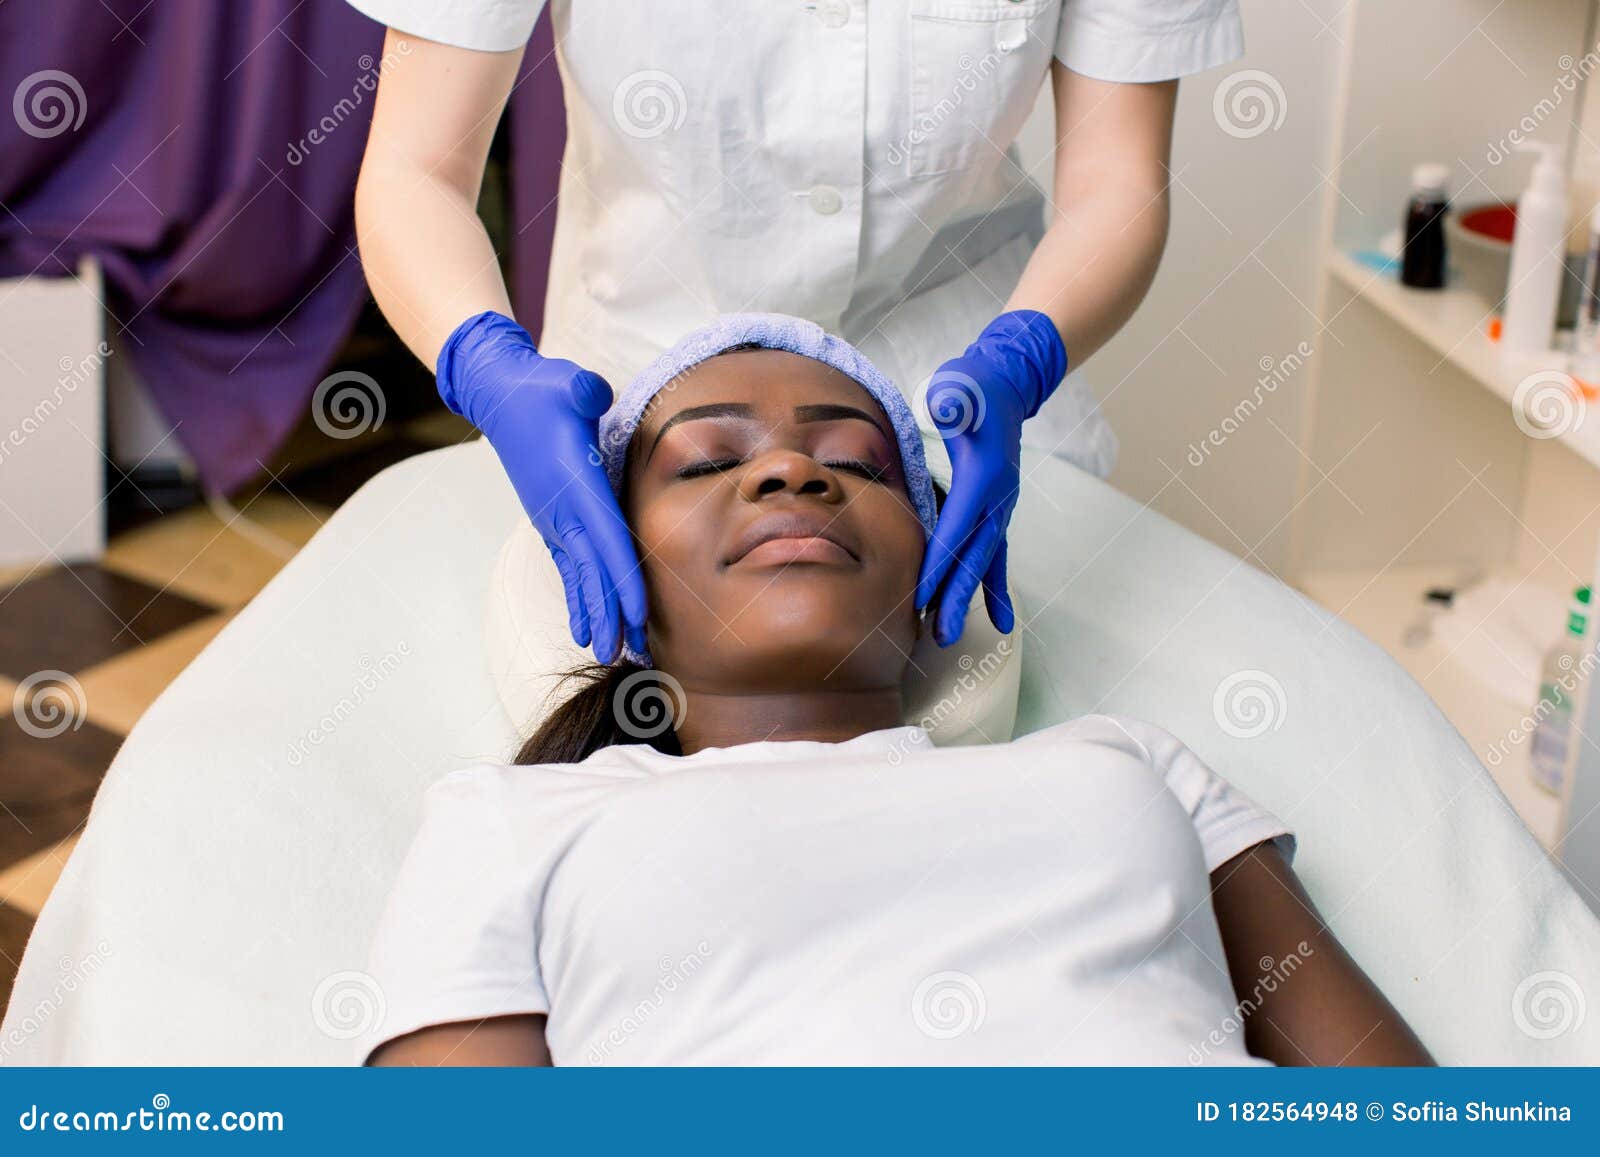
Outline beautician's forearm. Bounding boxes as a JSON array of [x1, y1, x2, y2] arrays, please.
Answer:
[[1005, 64, 1176, 368], [354, 29, 523, 368], [1005, 180, 1169, 368], [355, 161, 512, 367]]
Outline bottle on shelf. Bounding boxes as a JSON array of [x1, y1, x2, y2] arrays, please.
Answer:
[[1530, 585, 1593, 796], [1400, 163, 1450, 290], [1502, 142, 1569, 355]]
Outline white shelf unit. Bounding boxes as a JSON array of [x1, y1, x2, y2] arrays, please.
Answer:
[[1290, 0, 1600, 862]]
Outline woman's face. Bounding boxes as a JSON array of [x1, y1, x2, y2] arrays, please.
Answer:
[[623, 349, 925, 695]]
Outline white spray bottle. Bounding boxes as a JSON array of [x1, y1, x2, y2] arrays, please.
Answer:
[[1502, 142, 1569, 354]]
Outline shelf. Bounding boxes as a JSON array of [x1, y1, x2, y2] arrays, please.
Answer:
[[1325, 250, 1600, 471], [1299, 564, 1566, 851]]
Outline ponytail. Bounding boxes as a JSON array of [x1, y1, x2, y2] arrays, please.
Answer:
[[512, 662, 683, 765]]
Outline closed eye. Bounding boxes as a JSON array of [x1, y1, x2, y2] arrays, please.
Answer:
[[676, 458, 743, 480], [823, 459, 889, 483]]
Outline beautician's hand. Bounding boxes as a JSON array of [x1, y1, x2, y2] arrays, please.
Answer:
[[436, 311, 647, 664], [915, 310, 1067, 646]]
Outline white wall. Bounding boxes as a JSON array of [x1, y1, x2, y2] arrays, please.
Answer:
[[1015, 0, 1345, 579], [0, 261, 106, 567]]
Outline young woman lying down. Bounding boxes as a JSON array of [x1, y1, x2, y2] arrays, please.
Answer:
[[363, 315, 1431, 1067]]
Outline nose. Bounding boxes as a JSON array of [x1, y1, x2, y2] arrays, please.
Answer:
[[736, 448, 845, 507]]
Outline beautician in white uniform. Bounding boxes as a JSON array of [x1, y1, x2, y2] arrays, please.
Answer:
[[349, 0, 1243, 662]]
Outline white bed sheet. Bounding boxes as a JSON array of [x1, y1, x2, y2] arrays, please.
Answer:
[[4, 437, 1597, 1063]]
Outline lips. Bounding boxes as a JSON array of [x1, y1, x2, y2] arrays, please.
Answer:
[[724, 510, 859, 567]]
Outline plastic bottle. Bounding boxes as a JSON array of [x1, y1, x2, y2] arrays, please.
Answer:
[[1530, 584, 1593, 795], [1502, 142, 1569, 354], [1572, 203, 1600, 393], [1401, 163, 1450, 289]]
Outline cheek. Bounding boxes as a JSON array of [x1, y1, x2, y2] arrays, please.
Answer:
[[631, 491, 721, 621]]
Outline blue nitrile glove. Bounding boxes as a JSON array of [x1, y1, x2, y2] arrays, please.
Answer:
[[437, 311, 648, 665], [915, 310, 1067, 646]]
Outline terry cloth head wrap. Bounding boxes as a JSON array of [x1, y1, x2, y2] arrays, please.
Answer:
[[596, 312, 938, 538]]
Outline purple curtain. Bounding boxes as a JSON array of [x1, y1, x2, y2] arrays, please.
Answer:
[[0, 0, 565, 495]]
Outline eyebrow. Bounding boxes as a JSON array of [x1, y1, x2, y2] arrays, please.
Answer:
[[646, 403, 754, 463], [644, 401, 888, 463]]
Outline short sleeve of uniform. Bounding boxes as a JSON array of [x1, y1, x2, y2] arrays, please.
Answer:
[[360, 766, 550, 1061], [1055, 0, 1244, 82], [346, 0, 545, 53], [1058, 714, 1295, 872]]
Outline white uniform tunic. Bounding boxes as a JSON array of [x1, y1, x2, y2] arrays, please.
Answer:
[[348, 0, 1244, 475], [363, 715, 1292, 1065]]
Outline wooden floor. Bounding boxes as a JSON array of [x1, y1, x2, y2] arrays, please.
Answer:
[[0, 414, 471, 1017]]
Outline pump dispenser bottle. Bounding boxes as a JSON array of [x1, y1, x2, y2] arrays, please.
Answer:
[[1502, 142, 1569, 354]]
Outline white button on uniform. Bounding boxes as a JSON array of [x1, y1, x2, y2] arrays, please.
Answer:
[[808, 185, 843, 215], [816, 0, 850, 29]]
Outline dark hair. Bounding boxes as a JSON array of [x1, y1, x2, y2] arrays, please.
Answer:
[[513, 663, 683, 765]]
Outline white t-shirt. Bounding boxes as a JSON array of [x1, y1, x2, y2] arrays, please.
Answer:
[[362, 714, 1292, 1066]]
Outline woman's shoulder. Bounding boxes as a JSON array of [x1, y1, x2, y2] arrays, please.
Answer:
[[423, 745, 671, 804], [1011, 714, 1206, 773]]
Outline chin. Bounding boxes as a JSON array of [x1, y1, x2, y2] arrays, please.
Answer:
[[723, 605, 915, 688]]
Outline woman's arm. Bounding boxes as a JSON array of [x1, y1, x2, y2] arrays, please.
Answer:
[[1005, 62, 1176, 368], [368, 1015, 552, 1066], [354, 29, 524, 367], [1210, 842, 1434, 1066]]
